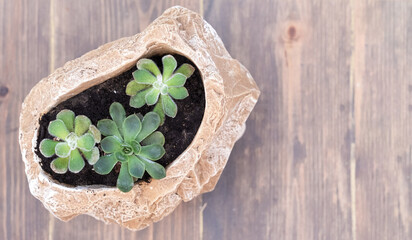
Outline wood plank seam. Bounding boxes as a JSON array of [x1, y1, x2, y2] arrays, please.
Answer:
[[349, 0, 357, 237], [48, 0, 56, 239]]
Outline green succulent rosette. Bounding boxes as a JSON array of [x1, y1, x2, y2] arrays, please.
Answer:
[[94, 102, 166, 192], [39, 110, 101, 174], [126, 55, 195, 125]]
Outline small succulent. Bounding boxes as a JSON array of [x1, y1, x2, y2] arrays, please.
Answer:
[[126, 55, 195, 124], [94, 102, 167, 192], [39, 110, 101, 174]]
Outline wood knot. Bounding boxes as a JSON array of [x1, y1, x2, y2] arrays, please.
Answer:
[[288, 26, 297, 39], [281, 22, 304, 44], [0, 86, 9, 97]]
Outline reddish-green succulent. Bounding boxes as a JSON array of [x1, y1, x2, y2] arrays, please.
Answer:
[[39, 110, 101, 174], [126, 55, 194, 124], [94, 102, 166, 192]]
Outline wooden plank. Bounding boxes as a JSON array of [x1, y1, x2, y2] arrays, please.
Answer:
[[353, 1, 412, 239], [47, 1, 202, 240], [0, 0, 52, 240], [202, 1, 353, 239]]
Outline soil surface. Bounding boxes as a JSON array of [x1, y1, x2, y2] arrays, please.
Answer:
[[35, 54, 205, 186]]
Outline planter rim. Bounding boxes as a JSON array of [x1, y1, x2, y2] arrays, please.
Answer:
[[19, 6, 260, 230]]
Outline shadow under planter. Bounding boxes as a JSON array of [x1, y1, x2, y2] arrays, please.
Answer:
[[19, 6, 260, 230]]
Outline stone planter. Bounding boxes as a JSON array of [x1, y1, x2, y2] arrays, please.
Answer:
[[19, 6, 260, 230]]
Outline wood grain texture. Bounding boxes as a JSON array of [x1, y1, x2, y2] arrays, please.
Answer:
[[353, 1, 412, 239], [203, 0, 353, 239], [1, 0, 412, 239], [0, 1, 51, 240]]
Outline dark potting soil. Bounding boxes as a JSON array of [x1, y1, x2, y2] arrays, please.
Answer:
[[35, 54, 205, 186]]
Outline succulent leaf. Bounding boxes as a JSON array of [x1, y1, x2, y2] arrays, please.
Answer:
[[136, 58, 161, 76], [94, 154, 117, 174], [145, 88, 161, 106], [129, 88, 152, 108], [153, 102, 165, 125], [175, 63, 195, 78], [161, 94, 178, 118], [126, 81, 149, 96], [82, 147, 99, 165], [139, 144, 165, 160], [117, 163, 134, 193], [139, 156, 166, 179], [100, 136, 122, 153], [128, 155, 145, 178], [122, 114, 141, 143], [97, 119, 122, 139], [168, 87, 189, 100], [141, 131, 165, 146], [76, 133, 95, 151], [133, 69, 157, 84], [165, 73, 186, 87], [130, 140, 141, 154], [50, 157, 69, 174], [55, 142, 71, 158], [109, 102, 126, 133], [48, 119, 70, 140], [114, 151, 128, 162], [56, 110, 75, 132], [162, 55, 177, 81], [39, 139, 58, 157], [74, 115, 91, 136], [68, 149, 85, 173], [88, 125, 101, 143], [136, 112, 161, 142]]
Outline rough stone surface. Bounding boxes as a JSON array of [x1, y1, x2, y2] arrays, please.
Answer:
[[19, 6, 260, 230]]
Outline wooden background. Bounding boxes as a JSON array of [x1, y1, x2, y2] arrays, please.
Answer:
[[1, 0, 412, 239]]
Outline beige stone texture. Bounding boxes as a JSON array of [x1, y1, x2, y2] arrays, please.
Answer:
[[19, 6, 260, 230]]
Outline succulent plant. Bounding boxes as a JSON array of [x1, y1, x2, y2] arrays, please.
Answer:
[[39, 110, 101, 174], [126, 55, 195, 124], [94, 102, 166, 192]]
